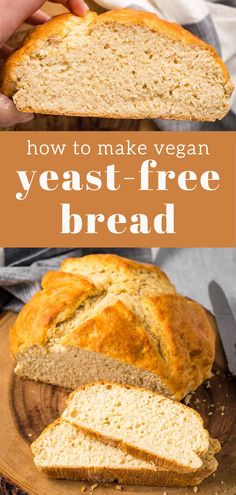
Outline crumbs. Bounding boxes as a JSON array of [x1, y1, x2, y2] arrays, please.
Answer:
[[80, 484, 123, 493]]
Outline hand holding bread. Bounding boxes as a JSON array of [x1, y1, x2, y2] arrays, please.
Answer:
[[0, 0, 88, 127]]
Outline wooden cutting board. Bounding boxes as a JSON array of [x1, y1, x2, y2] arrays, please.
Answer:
[[0, 311, 236, 495]]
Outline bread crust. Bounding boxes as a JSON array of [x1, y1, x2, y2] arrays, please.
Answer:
[[65, 381, 210, 473], [10, 254, 215, 400], [31, 418, 220, 487], [145, 294, 215, 399], [9, 270, 99, 355], [35, 464, 216, 487], [10, 254, 173, 355], [60, 253, 174, 285], [61, 300, 167, 380], [0, 9, 233, 120]]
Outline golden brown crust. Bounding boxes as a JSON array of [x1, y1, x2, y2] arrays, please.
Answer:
[[61, 253, 173, 281], [9, 270, 98, 355], [31, 418, 220, 486], [145, 295, 216, 399], [0, 9, 233, 117], [10, 254, 174, 355], [61, 300, 166, 379]]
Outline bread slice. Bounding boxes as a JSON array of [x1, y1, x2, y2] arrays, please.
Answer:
[[31, 419, 220, 487], [62, 382, 210, 473], [10, 254, 216, 400], [0, 9, 233, 120]]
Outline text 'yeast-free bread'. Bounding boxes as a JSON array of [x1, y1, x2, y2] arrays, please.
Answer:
[[9, 254, 216, 400], [0, 9, 233, 120], [62, 382, 212, 473], [31, 418, 220, 487]]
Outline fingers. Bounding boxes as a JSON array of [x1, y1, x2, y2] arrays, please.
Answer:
[[0, 0, 89, 46], [0, 94, 34, 127], [26, 10, 51, 26], [51, 0, 89, 16], [67, 0, 89, 15], [0, 0, 49, 46]]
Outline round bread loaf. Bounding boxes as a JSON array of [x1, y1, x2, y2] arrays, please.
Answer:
[[10, 254, 215, 399]]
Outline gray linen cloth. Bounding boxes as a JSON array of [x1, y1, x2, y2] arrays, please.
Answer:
[[0, 248, 235, 318]]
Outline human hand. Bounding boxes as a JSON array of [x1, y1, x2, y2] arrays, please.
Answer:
[[0, 0, 88, 127]]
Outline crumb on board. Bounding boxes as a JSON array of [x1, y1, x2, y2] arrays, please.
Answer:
[[115, 486, 122, 491], [193, 487, 198, 493], [90, 484, 99, 491], [184, 393, 192, 405], [80, 487, 87, 493]]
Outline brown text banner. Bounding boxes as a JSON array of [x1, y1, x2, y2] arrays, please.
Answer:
[[0, 131, 235, 247]]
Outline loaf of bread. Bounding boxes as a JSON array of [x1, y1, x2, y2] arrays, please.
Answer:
[[31, 418, 220, 487], [10, 254, 215, 400], [0, 9, 233, 121]]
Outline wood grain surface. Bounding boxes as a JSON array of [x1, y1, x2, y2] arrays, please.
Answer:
[[0, 310, 236, 495]]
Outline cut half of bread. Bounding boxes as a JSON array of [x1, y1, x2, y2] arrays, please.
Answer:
[[0, 9, 233, 121], [31, 419, 220, 487], [62, 382, 211, 473]]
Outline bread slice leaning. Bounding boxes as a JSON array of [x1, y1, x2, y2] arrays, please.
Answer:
[[31, 419, 220, 487], [62, 382, 210, 473], [0, 9, 233, 121]]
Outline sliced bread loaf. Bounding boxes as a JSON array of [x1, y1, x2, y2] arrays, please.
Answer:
[[31, 419, 220, 487], [0, 9, 233, 120], [10, 254, 216, 400], [62, 382, 210, 473]]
